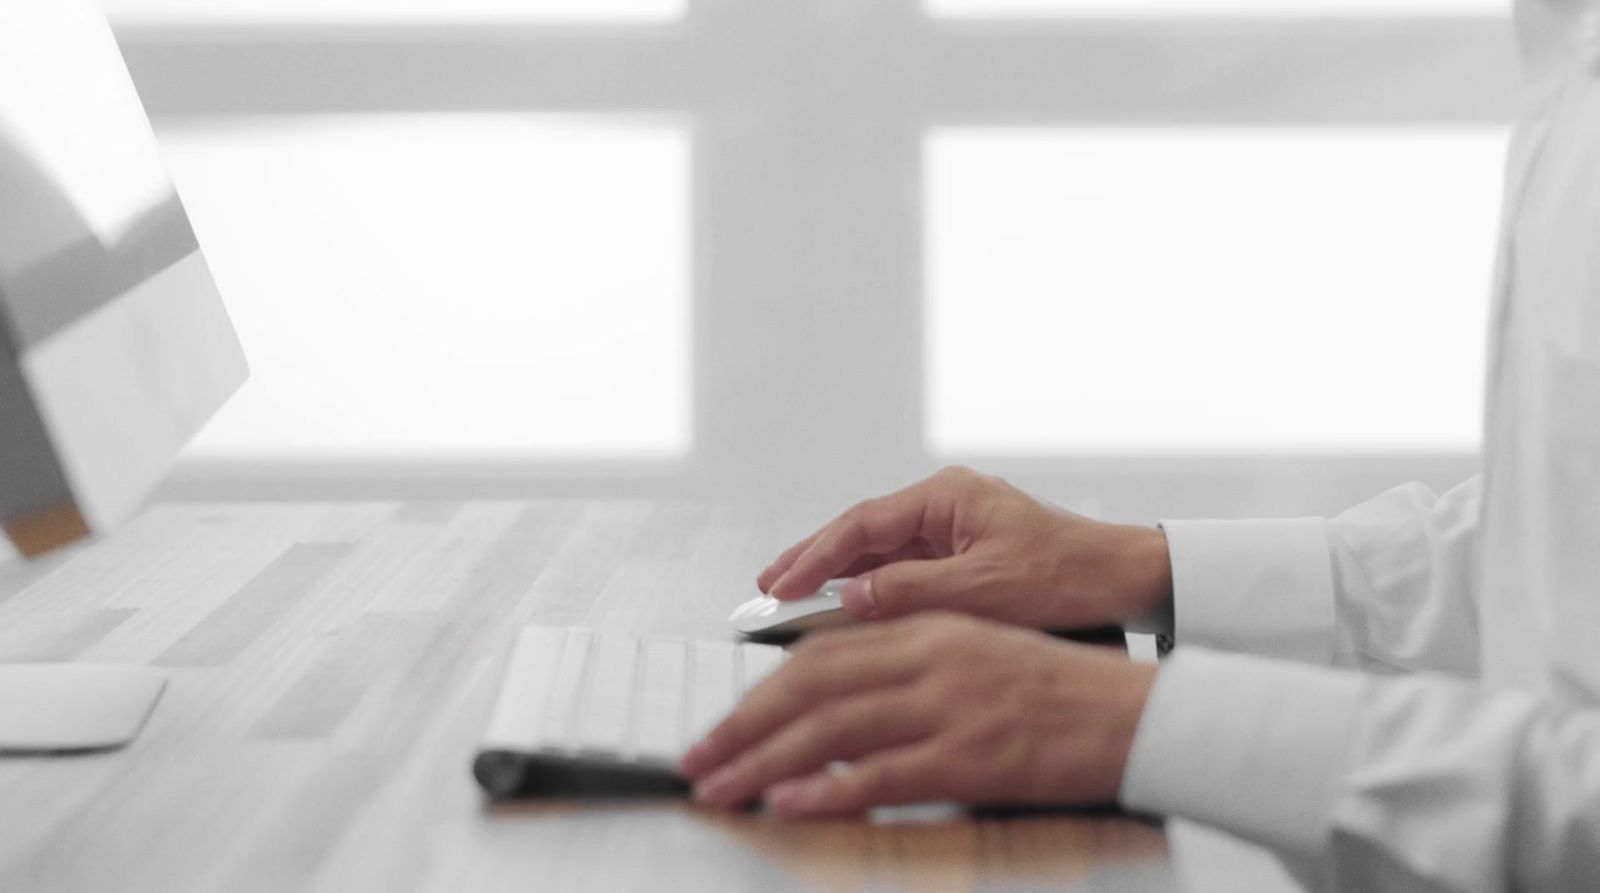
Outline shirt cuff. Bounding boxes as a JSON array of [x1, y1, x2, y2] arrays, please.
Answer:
[[1119, 647, 1365, 863], [1160, 517, 1336, 663]]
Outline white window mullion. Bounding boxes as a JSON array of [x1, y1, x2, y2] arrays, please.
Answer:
[[113, 27, 690, 116], [689, 0, 934, 509], [921, 19, 1519, 124], [687, 0, 816, 502]]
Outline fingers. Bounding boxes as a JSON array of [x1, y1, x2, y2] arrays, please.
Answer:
[[837, 542, 935, 581], [768, 490, 937, 600], [763, 543, 934, 605], [681, 631, 923, 778], [689, 688, 935, 809], [851, 556, 980, 620], [756, 530, 823, 593], [763, 743, 949, 817]]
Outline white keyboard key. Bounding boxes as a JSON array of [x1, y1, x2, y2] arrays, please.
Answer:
[[483, 626, 567, 750], [739, 642, 787, 694], [577, 634, 638, 756], [688, 641, 738, 744], [632, 637, 688, 763], [540, 627, 594, 752]]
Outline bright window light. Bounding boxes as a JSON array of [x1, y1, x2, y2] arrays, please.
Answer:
[[927, 127, 1506, 454], [928, 0, 1506, 16], [163, 114, 690, 460], [99, 0, 683, 26]]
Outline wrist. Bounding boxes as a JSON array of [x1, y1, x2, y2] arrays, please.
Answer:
[[1114, 524, 1174, 625], [1106, 662, 1159, 794], [1069, 658, 1158, 803]]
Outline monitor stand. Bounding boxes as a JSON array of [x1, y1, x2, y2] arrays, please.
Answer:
[[0, 664, 165, 752]]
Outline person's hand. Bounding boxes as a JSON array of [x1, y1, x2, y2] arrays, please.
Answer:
[[757, 466, 1172, 632], [680, 613, 1157, 816]]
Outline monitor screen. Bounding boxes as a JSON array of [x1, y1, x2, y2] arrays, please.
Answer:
[[0, 0, 246, 557]]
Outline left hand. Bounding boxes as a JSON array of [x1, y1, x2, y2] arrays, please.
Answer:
[[680, 613, 1158, 817]]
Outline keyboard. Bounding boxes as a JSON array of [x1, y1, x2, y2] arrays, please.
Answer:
[[474, 626, 788, 799]]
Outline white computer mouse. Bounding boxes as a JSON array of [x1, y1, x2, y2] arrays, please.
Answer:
[[729, 578, 859, 638]]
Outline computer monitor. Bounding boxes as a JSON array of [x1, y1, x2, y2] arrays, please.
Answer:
[[0, 0, 247, 750]]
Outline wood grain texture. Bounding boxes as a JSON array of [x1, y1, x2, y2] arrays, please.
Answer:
[[0, 501, 1205, 893]]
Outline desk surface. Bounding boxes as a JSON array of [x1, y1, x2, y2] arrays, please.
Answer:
[[0, 501, 1294, 893]]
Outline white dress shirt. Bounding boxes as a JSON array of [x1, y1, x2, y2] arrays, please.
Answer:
[[1118, 2, 1600, 890]]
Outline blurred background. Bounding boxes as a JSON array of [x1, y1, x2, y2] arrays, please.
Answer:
[[102, 0, 1518, 523]]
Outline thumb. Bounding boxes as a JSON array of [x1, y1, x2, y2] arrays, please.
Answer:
[[844, 558, 976, 620]]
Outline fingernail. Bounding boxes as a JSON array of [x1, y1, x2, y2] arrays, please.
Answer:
[[765, 779, 821, 815], [680, 740, 716, 777], [694, 766, 741, 807], [840, 576, 878, 618]]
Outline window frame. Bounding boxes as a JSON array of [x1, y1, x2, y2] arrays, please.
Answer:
[[113, 0, 1521, 518]]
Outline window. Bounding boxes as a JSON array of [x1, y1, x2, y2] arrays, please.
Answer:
[[109, 0, 1520, 512], [165, 115, 690, 461], [928, 127, 1505, 454]]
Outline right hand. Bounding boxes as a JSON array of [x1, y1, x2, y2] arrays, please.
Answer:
[[757, 466, 1173, 631]]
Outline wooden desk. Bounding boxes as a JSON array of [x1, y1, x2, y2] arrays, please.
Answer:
[[0, 501, 1292, 892]]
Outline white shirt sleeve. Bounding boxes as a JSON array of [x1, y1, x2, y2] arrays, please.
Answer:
[[1119, 477, 1523, 889], [1159, 476, 1482, 674], [1159, 515, 1336, 663], [1121, 646, 1600, 892]]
